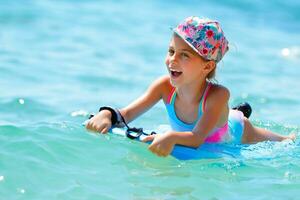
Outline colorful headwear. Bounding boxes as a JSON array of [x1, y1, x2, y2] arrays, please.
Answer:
[[173, 16, 229, 63]]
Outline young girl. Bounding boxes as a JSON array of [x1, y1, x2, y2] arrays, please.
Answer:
[[86, 16, 296, 157]]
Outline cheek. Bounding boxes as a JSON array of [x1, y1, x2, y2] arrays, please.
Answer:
[[185, 63, 202, 75], [165, 56, 170, 66]]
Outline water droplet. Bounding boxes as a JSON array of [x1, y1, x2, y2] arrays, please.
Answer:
[[259, 98, 266, 103], [281, 48, 290, 57], [241, 93, 248, 99], [18, 98, 25, 105], [17, 188, 25, 194], [281, 47, 300, 59], [284, 171, 291, 178], [0, 176, 4, 182]]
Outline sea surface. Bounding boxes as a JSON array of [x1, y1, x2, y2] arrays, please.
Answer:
[[1, 0, 300, 199]]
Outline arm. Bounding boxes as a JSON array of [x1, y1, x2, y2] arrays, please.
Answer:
[[86, 76, 169, 133], [143, 85, 230, 156], [119, 76, 168, 123]]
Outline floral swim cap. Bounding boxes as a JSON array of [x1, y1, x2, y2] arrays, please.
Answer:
[[173, 16, 229, 63]]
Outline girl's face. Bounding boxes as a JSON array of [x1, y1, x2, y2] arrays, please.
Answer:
[[165, 34, 213, 87]]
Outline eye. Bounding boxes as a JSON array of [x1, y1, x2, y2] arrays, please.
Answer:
[[168, 49, 174, 56], [181, 53, 189, 59]]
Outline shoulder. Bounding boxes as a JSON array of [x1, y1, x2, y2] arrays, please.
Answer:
[[149, 75, 171, 90], [147, 75, 172, 99], [206, 83, 230, 104], [151, 75, 170, 85]]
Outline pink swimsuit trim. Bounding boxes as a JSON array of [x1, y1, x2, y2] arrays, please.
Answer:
[[167, 87, 176, 104], [204, 123, 229, 143], [202, 83, 228, 143]]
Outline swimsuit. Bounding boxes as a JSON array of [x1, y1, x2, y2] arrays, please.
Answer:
[[165, 83, 244, 144]]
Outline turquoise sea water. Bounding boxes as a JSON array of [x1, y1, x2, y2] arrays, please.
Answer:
[[1, 0, 300, 199]]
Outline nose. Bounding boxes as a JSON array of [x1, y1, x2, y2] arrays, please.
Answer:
[[169, 53, 179, 64]]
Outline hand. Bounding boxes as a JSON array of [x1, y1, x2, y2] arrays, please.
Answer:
[[85, 110, 112, 134], [142, 132, 176, 157]]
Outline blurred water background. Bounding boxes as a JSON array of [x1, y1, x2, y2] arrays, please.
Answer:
[[0, 0, 300, 199]]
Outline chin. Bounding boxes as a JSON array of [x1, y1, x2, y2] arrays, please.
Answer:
[[170, 80, 177, 87], [169, 77, 181, 87], [168, 73, 185, 87]]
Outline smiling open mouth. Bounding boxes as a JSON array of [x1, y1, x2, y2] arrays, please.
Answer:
[[170, 70, 182, 78]]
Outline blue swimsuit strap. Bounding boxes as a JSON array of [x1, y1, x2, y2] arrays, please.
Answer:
[[167, 82, 211, 123]]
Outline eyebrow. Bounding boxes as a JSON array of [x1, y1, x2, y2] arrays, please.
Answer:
[[169, 46, 196, 54], [180, 48, 197, 55]]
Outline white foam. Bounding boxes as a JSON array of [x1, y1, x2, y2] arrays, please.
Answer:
[[71, 110, 89, 117]]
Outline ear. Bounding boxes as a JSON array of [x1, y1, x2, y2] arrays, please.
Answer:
[[203, 60, 216, 74]]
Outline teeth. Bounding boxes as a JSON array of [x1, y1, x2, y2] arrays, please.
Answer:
[[170, 69, 181, 73]]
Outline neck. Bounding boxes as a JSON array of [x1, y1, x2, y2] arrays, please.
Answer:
[[176, 79, 208, 104]]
